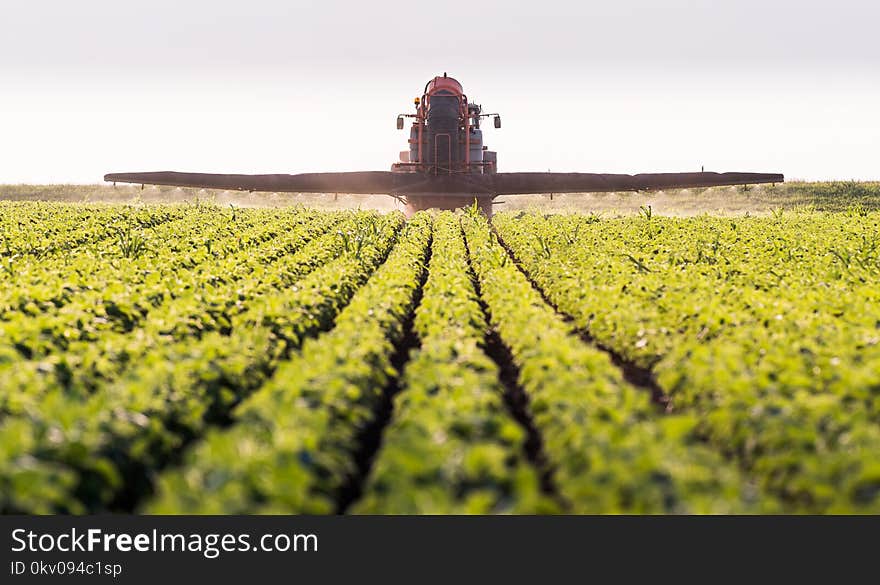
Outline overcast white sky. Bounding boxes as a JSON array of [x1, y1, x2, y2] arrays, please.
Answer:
[[1, 0, 878, 183]]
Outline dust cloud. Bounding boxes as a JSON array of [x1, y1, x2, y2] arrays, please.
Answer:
[[1, 182, 877, 215], [495, 182, 880, 216]]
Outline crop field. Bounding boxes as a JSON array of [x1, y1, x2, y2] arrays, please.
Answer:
[[1, 200, 879, 514]]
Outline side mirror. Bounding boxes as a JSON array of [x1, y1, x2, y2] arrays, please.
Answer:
[[493, 116, 501, 129], [396, 116, 404, 130]]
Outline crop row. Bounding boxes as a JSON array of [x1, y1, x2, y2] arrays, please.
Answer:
[[0, 209, 331, 354], [464, 210, 758, 512], [146, 213, 433, 513], [354, 212, 550, 513], [0, 212, 404, 513], [493, 210, 880, 512], [0, 202, 189, 259], [0, 210, 356, 418], [1, 205, 318, 316]]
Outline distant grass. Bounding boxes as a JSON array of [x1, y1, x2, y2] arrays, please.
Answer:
[[1, 181, 878, 215]]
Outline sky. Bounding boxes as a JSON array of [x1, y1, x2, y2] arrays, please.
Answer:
[[1, 0, 878, 183]]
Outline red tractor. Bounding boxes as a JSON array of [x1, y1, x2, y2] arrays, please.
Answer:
[[390, 73, 500, 214]]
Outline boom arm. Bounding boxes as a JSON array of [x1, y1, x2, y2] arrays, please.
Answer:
[[103, 171, 396, 194], [105, 170, 783, 196], [487, 171, 784, 194]]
